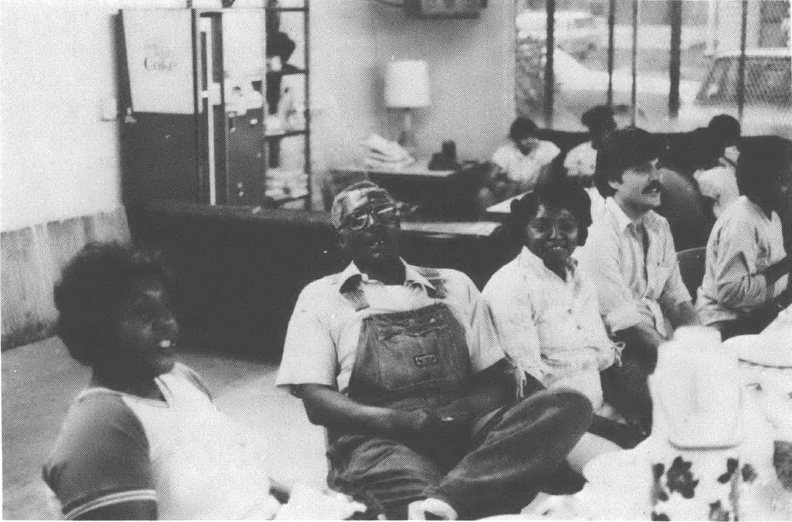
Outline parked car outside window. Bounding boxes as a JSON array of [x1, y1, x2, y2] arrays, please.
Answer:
[[677, 48, 792, 138]]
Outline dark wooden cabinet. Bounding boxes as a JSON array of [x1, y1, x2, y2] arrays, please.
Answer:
[[119, 4, 310, 209]]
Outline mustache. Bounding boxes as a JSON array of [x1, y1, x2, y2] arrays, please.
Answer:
[[642, 181, 663, 193]]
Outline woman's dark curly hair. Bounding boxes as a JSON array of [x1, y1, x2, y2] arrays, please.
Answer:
[[53, 242, 173, 366], [510, 174, 593, 246]]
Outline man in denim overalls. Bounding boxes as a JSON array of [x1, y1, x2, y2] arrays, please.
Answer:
[[276, 182, 592, 519]]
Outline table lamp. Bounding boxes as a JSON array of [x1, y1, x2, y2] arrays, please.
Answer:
[[384, 59, 431, 155]]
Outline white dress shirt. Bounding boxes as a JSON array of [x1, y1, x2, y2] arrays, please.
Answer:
[[483, 247, 616, 409], [697, 196, 788, 325], [577, 197, 692, 337], [491, 140, 560, 189]]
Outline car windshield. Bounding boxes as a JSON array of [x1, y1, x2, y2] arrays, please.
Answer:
[[696, 55, 791, 106]]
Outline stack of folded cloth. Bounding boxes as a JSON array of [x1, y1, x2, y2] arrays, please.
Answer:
[[360, 134, 415, 170]]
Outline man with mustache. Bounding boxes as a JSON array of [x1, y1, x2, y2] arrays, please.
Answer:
[[576, 127, 701, 437], [276, 181, 592, 520]]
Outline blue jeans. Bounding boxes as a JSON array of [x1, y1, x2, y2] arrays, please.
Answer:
[[328, 389, 592, 520]]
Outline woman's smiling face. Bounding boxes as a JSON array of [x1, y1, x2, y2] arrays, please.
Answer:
[[107, 276, 179, 381], [525, 204, 580, 272]]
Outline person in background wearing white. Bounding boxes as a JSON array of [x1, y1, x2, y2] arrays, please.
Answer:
[[564, 106, 616, 223], [692, 128, 740, 220], [576, 127, 702, 437], [708, 114, 741, 169], [697, 137, 792, 339], [692, 116, 742, 220], [478, 117, 561, 209], [483, 177, 640, 454]]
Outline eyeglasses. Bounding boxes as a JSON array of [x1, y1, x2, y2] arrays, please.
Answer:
[[341, 205, 399, 231], [527, 217, 578, 236]]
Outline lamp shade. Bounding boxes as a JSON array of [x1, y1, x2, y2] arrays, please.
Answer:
[[384, 60, 431, 108]]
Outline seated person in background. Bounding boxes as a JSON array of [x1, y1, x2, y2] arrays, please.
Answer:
[[652, 128, 717, 250], [478, 117, 561, 209], [277, 181, 593, 520], [44, 242, 364, 520], [708, 113, 741, 168], [576, 128, 702, 436], [692, 127, 740, 220], [697, 137, 792, 339], [564, 105, 617, 222], [482, 177, 639, 448]]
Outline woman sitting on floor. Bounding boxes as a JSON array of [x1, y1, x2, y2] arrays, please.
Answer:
[[43, 242, 365, 520], [482, 177, 643, 449]]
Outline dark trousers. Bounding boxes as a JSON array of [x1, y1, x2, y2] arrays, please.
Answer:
[[327, 389, 592, 520], [600, 344, 657, 438], [714, 313, 777, 340]]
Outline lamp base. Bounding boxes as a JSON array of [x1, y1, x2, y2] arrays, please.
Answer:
[[397, 109, 417, 157]]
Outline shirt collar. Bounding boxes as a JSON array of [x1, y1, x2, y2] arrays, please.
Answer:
[[605, 196, 661, 233], [518, 246, 578, 279], [337, 259, 436, 293]]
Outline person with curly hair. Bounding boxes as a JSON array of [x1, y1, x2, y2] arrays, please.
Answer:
[[43, 242, 364, 520], [483, 176, 640, 449]]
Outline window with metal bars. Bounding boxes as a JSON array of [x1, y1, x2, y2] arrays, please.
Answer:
[[515, 0, 791, 137]]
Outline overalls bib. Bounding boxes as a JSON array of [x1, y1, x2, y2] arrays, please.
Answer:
[[326, 273, 594, 520], [344, 292, 471, 412], [326, 275, 473, 512]]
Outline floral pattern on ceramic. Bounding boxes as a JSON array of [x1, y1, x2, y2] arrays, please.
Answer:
[[650, 453, 740, 521]]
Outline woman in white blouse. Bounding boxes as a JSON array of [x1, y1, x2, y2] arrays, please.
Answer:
[[483, 176, 639, 448], [697, 137, 792, 339]]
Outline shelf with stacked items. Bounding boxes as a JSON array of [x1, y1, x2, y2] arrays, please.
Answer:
[[265, 166, 309, 204], [263, 0, 310, 209]]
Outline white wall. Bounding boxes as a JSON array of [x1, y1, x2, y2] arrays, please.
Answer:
[[1, 2, 124, 231], [310, 0, 515, 173], [1, 0, 515, 229]]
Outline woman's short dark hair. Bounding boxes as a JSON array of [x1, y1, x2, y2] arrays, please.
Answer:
[[581, 105, 615, 133], [708, 114, 741, 147], [594, 127, 664, 197], [737, 136, 792, 203], [510, 176, 593, 245], [509, 117, 538, 142], [53, 242, 173, 366]]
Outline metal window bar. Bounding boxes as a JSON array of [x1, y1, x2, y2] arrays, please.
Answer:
[[631, 0, 638, 127], [738, 0, 748, 120], [544, 0, 555, 128], [669, 0, 682, 118], [607, 0, 616, 106], [516, 0, 789, 132]]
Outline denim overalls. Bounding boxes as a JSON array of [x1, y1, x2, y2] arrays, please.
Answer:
[[326, 270, 593, 519]]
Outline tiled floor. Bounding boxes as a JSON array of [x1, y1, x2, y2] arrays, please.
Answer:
[[2, 337, 327, 520]]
